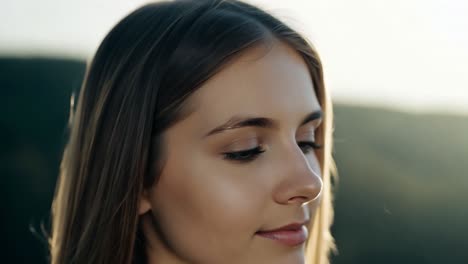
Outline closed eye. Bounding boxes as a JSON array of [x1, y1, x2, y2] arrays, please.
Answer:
[[298, 141, 322, 154], [222, 141, 322, 164], [222, 146, 265, 162]]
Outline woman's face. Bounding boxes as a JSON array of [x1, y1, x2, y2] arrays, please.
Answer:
[[139, 41, 323, 264]]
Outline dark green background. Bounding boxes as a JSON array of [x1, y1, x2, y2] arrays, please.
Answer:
[[1, 57, 467, 263]]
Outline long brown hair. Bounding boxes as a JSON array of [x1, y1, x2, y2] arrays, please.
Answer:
[[49, 0, 336, 263]]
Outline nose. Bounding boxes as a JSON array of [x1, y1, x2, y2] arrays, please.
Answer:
[[273, 143, 323, 206]]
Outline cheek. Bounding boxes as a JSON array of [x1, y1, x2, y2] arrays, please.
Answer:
[[150, 152, 267, 261]]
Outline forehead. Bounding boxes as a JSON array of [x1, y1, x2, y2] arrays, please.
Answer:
[[185, 41, 320, 131]]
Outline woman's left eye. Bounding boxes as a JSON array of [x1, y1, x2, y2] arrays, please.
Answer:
[[298, 141, 322, 154]]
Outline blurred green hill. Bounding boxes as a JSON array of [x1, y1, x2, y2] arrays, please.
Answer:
[[1, 57, 467, 263], [332, 105, 468, 263]]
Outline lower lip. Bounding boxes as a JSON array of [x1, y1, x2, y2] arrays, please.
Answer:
[[255, 225, 308, 247]]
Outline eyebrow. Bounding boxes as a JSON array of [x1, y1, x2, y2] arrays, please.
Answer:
[[203, 110, 323, 138]]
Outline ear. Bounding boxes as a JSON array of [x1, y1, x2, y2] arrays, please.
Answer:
[[138, 189, 152, 215]]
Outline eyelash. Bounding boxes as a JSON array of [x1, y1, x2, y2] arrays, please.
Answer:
[[222, 141, 322, 162]]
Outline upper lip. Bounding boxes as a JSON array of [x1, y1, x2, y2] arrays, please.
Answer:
[[256, 220, 309, 233]]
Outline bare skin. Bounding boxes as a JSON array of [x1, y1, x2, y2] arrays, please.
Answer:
[[138, 41, 323, 264]]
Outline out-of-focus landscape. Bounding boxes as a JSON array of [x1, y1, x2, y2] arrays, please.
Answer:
[[1, 57, 467, 263]]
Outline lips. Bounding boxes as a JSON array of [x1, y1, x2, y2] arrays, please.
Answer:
[[255, 222, 309, 247]]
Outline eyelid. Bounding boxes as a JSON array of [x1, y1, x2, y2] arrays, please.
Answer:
[[298, 141, 322, 150], [297, 130, 316, 140], [222, 145, 265, 162], [221, 136, 260, 152]]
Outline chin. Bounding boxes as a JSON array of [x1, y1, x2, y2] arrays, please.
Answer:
[[261, 249, 306, 264]]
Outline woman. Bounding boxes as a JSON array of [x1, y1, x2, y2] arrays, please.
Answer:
[[48, 0, 336, 263]]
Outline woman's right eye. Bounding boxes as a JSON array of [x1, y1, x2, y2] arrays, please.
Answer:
[[222, 146, 265, 162]]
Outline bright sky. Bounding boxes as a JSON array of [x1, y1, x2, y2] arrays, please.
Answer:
[[1, 0, 467, 114]]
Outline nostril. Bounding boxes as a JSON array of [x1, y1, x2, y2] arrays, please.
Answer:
[[287, 196, 309, 204], [289, 196, 307, 201], [293, 181, 322, 204]]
